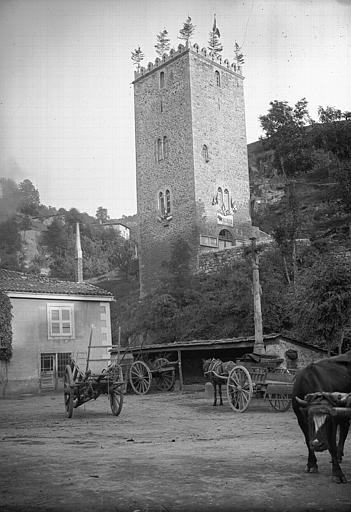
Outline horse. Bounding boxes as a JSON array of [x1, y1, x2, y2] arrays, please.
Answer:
[[203, 358, 236, 406]]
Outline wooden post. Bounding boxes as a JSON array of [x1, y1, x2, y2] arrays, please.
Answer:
[[117, 325, 121, 363], [177, 350, 184, 392], [85, 325, 94, 373], [250, 236, 265, 355]]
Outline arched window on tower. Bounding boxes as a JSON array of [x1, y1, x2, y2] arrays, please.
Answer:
[[223, 189, 229, 212], [217, 187, 223, 209], [165, 189, 171, 214], [160, 71, 165, 89], [159, 191, 165, 214], [215, 70, 221, 87], [157, 138, 163, 161], [219, 229, 234, 249], [163, 136, 168, 159], [202, 144, 209, 162]]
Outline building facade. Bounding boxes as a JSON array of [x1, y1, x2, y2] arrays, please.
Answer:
[[0, 269, 114, 395], [133, 43, 253, 295]]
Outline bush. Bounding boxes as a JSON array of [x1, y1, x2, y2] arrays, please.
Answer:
[[0, 292, 13, 361]]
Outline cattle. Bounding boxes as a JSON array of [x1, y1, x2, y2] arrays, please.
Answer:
[[292, 351, 351, 483]]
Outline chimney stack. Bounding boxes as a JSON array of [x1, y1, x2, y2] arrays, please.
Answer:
[[76, 222, 83, 283]]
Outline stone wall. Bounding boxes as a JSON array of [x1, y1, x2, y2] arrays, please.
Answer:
[[265, 336, 327, 370], [198, 245, 245, 273]]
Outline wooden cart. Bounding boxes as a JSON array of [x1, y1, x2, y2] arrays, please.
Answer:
[[63, 327, 124, 418], [206, 355, 296, 413], [128, 356, 177, 395]]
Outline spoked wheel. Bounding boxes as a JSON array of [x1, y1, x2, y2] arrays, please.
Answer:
[[153, 358, 176, 392], [226, 365, 253, 413], [64, 365, 74, 418], [109, 388, 124, 416], [129, 360, 152, 395], [268, 393, 291, 412]]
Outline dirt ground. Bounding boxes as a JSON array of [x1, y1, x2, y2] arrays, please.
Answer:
[[0, 387, 351, 512]]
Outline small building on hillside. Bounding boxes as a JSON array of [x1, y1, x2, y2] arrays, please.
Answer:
[[0, 269, 114, 395], [101, 220, 131, 240]]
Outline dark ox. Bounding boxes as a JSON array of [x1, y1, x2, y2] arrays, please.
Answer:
[[292, 351, 351, 483]]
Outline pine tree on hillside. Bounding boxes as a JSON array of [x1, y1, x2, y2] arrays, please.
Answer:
[[155, 29, 171, 57], [178, 16, 195, 43], [208, 14, 222, 55], [131, 46, 145, 70]]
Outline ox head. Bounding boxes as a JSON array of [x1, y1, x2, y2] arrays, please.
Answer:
[[295, 392, 350, 452]]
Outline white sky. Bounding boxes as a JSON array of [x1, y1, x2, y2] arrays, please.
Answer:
[[0, 0, 350, 218]]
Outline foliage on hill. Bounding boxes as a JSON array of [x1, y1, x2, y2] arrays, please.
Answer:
[[248, 100, 351, 353], [0, 291, 13, 361], [110, 101, 351, 354], [108, 238, 292, 348], [0, 177, 138, 281]]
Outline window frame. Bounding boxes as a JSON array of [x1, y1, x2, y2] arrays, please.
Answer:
[[202, 144, 209, 162], [47, 303, 75, 339], [160, 71, 165, 89], [215, 70, 221, 87], [159, 191, 165, 213], [163, 136, 168, 159], [223, 189, 230, 211], [165, 189, 171, 214]]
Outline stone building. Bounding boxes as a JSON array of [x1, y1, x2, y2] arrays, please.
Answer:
[[133, 42, 253, 295]]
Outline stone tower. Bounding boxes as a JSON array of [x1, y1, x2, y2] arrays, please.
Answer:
[[133, 42, 252, 296]]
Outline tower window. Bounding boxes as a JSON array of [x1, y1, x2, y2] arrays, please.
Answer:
[[223, 189, 229, 211], [160, 71, 165, 89], [219, 229, 233, 249], [157, 138, 163, 161], [215, 70, 221, 87], [163, 136, 168, 159], [160, 100, 163, 113], [156, 136, 169, 162], [217, 187, 223, 208], [202, 144, 209, 162], [165, 189, 171, 214], [158, 189, 172, 219], [159, 191, 165, 213]]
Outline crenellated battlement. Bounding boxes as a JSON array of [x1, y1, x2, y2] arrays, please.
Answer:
[[133, 41, 243, 80]]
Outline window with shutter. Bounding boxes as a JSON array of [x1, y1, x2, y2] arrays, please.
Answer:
[[47, 304, 74, 338]]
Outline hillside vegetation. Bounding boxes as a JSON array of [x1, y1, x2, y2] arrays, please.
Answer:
[[1, 101, 351, 354], [0, 178, 138, 281]]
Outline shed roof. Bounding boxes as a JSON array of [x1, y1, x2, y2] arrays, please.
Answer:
[[0, 269, 113, 299], [114, 333, 327, 354]]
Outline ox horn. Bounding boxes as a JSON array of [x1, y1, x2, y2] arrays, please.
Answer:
[[295, 396, 308, 407]]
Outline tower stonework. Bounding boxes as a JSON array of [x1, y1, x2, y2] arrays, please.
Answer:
[[133, 43, 252, 296]]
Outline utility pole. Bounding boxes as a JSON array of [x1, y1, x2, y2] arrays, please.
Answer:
[[250, 234, 265, 355]]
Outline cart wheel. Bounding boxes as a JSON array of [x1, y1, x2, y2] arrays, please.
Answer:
[[226, 365, 253, 413], [64, 365, 74, 418], [129, 361, 152, 395], [268, 393, 291, 412], [153, 358, 176, 392], [109, 389, 124, 416]]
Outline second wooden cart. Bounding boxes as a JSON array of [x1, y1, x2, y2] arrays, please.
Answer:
[[206, 357, 295, 412]]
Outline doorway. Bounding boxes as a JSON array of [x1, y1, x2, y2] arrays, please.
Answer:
[[40, 352, 71, 390]]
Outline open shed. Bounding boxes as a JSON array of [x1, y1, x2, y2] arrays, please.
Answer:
[[112, 333, 327, 389]]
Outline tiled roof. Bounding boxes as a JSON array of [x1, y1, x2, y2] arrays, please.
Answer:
[[0, 269, 113, 298]]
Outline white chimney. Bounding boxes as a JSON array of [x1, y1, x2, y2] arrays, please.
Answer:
[[76, 222, 83, 283]]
